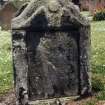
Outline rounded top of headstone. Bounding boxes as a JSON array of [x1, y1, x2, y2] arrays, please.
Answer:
[[48, 0, 60, 12], [11, 0, 90, 29]]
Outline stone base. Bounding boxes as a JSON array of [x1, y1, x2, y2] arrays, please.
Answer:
[[29, 96, 79, 105]]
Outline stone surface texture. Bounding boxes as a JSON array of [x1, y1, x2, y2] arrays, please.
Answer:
[[11, 0, 91, 105]]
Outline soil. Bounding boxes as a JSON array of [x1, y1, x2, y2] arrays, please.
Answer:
[[0, 89, 105, 105], [0, 89, 16, 105]]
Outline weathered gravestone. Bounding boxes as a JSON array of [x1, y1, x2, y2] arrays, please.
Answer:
[[11, 0, 92, 105]]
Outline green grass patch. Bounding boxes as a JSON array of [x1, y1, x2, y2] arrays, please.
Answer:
[[91, 21, 105, 94], [96, 91, 105, 100], [85, 100, 97, 105], [92, 74, 105, 92], [91, 21, 105, 63], [0, 30, 13, 94]]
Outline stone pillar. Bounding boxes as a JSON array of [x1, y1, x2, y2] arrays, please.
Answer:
[[79, 26, 91, 96], [12, 30, 29, 105], [11, 0, 91, 104]]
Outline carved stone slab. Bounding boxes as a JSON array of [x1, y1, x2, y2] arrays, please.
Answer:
[[27, 31, 79, 101], [11, 0, 91, 105]]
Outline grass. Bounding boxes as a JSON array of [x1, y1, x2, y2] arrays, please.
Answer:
[[0, 30, 13, 95], [91, 21, 105, 102], [0, 18, 105, 104], [85, 100, 97, 105], [91, 21, 105, 67], [81, 11, 91, 17], [91, 21, 105, 90]]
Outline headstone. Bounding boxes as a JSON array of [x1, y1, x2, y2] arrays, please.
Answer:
[[0, 2, 17, 30], [11, 0, 92, 105]]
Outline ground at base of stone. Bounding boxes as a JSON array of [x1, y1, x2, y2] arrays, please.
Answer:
[[0, 89, 105, 105], [0, 89, 16, 105]]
